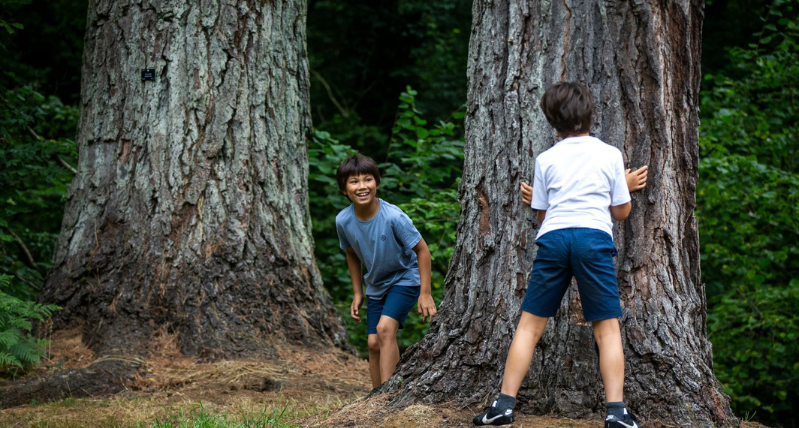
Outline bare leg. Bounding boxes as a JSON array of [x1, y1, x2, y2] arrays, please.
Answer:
[[500, 311, 549, 396], [376, 315, 400, 384], [367, 334, 382, 388], [593, 318, 624, 402]]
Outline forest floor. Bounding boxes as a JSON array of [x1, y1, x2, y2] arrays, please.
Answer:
[[0, 329, 767, 428]]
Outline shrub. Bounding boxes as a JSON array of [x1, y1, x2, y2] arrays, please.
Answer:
[[0, 80, 78, 300], [0, 274, 60, 375], [699, 1, 799, 425]]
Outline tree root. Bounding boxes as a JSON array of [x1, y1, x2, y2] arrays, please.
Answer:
[[0, 355, 145, 408]]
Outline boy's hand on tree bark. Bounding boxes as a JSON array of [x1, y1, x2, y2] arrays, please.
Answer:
[[626, 166, 648, 192], [520, 182, 533, 207], [418, 294, 437, 322], [351, 294, 364, 323]]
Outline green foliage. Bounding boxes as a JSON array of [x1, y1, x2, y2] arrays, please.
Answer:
[[0, 77, 78, 300], [703, 0, 775, 73], [399, 0, 471, 120], [308, 87, 463, 353], [700, 5, 799, 173], [307, 0, 470, 139], [698, 155, 798, 298], [699, 1, 799, 425], [0, 274, 60, 373], [0, 0, 30, 46], [707, 281, 799, 419], [0, 0, 86, 101], [0, 19, 23, 37]]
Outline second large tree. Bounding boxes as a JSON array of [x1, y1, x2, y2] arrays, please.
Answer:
[[383, 0, 738, 426], [39, 0, 347, 357]]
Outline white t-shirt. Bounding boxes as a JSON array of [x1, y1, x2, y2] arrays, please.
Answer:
[[531, 136, 631, 239]]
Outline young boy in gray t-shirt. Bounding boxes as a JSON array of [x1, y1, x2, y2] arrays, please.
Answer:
[[335, 154, 437, 388]]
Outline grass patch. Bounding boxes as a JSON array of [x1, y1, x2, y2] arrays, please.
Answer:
[[130, 403, 297, 428], [0, 396, 320, 428]]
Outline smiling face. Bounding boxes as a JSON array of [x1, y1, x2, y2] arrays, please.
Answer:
[[344, 173, 378, 207]]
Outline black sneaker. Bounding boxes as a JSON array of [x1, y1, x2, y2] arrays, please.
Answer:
[[473, 400, 514, 426], [605, 409, 644, 428]]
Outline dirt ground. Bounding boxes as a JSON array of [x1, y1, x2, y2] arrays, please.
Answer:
[[0, 329, 767, 428]]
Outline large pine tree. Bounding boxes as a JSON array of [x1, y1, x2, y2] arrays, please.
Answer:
[[39, 0, 347, 357], [382, 0, 738, 426]]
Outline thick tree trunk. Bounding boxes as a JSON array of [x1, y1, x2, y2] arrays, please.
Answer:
[[39, 0, 348, 357], [382, 0, 738, 426]]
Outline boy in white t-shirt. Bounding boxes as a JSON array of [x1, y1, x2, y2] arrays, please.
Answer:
[[473, 82, 648, 428]]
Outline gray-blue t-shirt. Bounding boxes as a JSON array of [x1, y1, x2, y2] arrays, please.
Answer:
[[335, 199, 422, 299]]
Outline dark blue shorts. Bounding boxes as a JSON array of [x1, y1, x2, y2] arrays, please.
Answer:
[[520, 228, 622, 322], [367, 285, 420, 335]]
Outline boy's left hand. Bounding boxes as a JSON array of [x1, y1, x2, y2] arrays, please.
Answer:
[[626, 166, 648, 192], [520, 182, 533, 207], [417, 294, 437, 322]]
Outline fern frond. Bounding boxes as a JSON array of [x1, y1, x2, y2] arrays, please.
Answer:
[[36, 304, 61, 318], [13, 301, 37, 319], [0, 351, 23, 369], [9, 341, 41, 365], [6, 317, 32, 332], [0, 329, 21, 348], [0, 288, 61, 372]]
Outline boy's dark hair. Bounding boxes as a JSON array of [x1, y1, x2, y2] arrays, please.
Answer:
[[336, 154, 381, 192], [540, 82, 594, 137]]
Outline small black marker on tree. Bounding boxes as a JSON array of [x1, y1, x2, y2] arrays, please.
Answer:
[[141, 68, 155, 81]]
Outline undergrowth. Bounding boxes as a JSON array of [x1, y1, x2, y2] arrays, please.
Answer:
[[0, 274, 60, 375]]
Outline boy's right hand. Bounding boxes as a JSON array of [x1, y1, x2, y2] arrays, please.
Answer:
[[520, 182, 533, 207], [626, 166, 648, 192], [350, 294, 364, 323]]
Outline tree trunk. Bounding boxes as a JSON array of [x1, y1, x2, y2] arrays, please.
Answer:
[[39, 0, 348, 358], [382, 0, 738, 426]]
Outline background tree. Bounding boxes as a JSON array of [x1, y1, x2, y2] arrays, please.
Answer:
[[35, 0, 348, 357], [380, 0, 738, 426]]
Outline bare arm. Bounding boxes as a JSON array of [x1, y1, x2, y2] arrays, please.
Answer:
[[536, 209, 546, 224], [412, 239, 437, 322], [611, 166, 646, 221], [345, 247, 365, 323], [610, 202, 632, 221]]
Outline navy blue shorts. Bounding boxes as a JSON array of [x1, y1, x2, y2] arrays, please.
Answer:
[[520, 228, 622, 322], [367, 285, 420, 335]]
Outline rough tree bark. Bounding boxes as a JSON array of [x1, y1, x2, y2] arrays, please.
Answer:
[[0, 357, 144, 408], [38, 0, 348, 357], [382, 0, 738, 426]]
